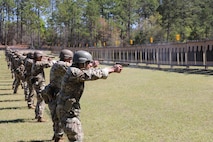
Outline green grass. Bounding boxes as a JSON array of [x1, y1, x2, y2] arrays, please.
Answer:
[[0, 51, 213, 142]]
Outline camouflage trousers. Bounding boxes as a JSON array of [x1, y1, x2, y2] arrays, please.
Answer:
[[48, 100, 64, 139], [25, 77, 35, 106], [56, 104, 83, 142], [12, 73, 24, 94], [33, 81, 46, 118]]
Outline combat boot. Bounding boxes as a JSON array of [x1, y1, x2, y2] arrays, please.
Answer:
[[54, 137, 64, 142], [37, 116, 47, 122], [28, 104, 35, 109]]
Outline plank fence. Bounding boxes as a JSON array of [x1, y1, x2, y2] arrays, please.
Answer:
[[51, 40, 213, 69]]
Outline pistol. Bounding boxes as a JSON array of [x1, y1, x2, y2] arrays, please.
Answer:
[[115, 62, 129, 67]]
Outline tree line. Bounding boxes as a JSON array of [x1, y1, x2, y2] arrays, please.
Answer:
[[0, 0, 212, 48]]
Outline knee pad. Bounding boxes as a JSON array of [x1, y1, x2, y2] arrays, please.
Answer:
[[64, 117, 83, 141]]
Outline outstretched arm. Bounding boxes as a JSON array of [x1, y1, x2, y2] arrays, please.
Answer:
[[107, 64, 123, 74]]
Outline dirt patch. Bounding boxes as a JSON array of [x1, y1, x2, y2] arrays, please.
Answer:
[[0, 44, 29, 49]]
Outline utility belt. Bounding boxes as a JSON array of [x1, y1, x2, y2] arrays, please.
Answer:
[[41, 84, 59, 104], [31, 76, 45, 85], [64, 98, 81, 117], [31, 77, 38, 84], [24, 73, 31, 79]]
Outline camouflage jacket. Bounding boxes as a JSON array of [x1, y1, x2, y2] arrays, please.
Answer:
[[15, 63, 25, 80], [57, 66, 109, 106], [24, 58, 34, 77], [50, 61, 72, 89], [11, 56, 20, 71], [31, 60, 53, 83]]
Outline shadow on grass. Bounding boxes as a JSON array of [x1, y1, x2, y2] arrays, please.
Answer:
[[17, 140, 52, 142], [0, 118, 27, 124], [0, 106, 27, 110], [0, 80, 13, 82], [0, 117, 50, 124], [0, 93, 13, 95], [0, 88, 12, 90], [0, 84, 12, 86], [0, 99, 23, 102]]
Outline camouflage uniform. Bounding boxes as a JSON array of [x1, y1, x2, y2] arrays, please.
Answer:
[[47, 61, 72, 140], [12, 53, 26, 94], [5, 47, 12, 70], [31, 58, 53, 121], [56, 66, 109, 142], [24, 53, 35, 108], [11, 53, 19, 91], [14, 59, 25, 93], [9, 50, 17, 79]]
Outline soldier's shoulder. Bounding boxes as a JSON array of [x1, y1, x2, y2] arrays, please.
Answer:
[[68, 67, 83, 76], [26, 58, 34, 63], [56, 60, 65, 65], [55, 61, 71, 67]]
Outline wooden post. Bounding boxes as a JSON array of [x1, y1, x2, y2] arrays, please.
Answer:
[[203, 45, 207, 69]]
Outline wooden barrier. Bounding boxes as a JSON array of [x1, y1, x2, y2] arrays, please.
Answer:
[[51, 40, 213, 69]]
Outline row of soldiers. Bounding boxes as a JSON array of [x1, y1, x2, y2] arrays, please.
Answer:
[[4, 47, 123, 142], [5, 48, 55, 116], [6, 48, 36, 106]]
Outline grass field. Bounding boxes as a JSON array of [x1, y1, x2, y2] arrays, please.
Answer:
[[0, 50, 213, 142]]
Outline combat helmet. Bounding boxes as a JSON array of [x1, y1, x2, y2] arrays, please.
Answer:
[[59, 49, 73, 61], [27, 51, 34, 59], [73, 50, 93, 64], [34, 50, 43, 59]]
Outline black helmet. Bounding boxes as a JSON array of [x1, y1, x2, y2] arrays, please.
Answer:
[[59, 49, 73, 60], [27, 51, 34, 59], [34, 50, 43, 59], [73, 50, 93, 64]]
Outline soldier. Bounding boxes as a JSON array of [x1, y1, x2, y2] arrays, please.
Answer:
[[12, 52, 26, 94], [24, 51, 36, 109], [5, 47, 12, 70], [31, 50, 53, 122], [42, 49, 73, 142], [56, 50, 122, 142], [7, 49, 15, 79]]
